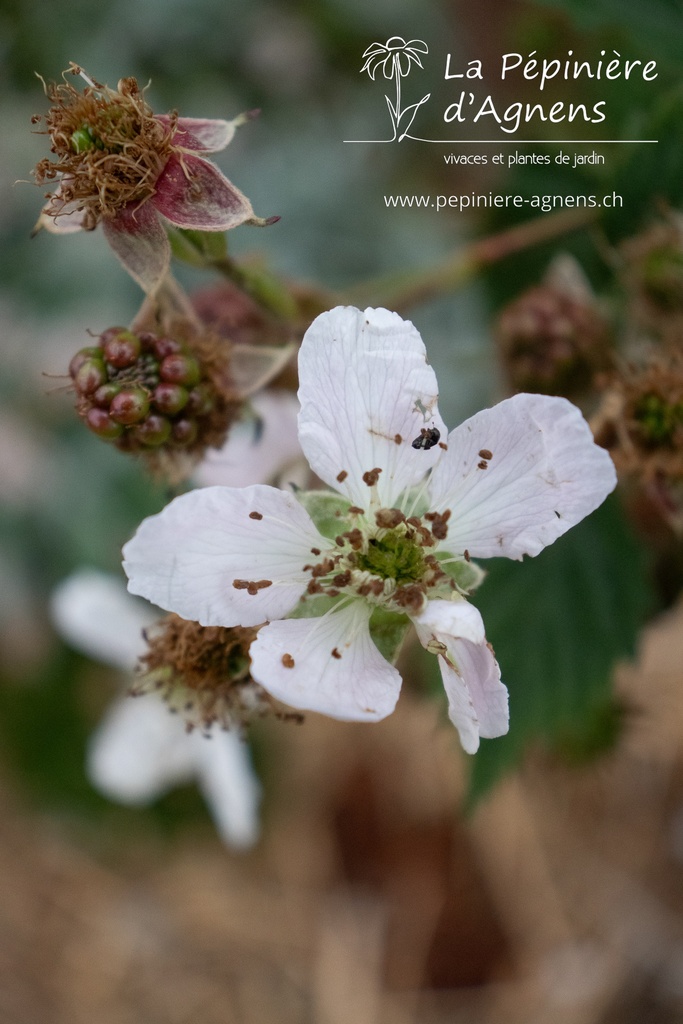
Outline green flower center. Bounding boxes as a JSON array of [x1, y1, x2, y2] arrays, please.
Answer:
[[634, 391, 683, 444], [356, 528, 426, 585]]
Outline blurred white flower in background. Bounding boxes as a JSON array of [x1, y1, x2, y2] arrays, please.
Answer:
[[48, 390, 305, 847], [50, 569, 262, 849], [194, 389, 305, 490]]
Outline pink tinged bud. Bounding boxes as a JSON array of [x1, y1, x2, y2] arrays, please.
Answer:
[[153, 382, 189, 415], [171, 417, 198, 446], [103, 329, 141, 368], [74, 357, 107, 395], [160, 353, 201, 387], [133, 414, 172, 446], [85, 407, 125, 440], [109, 387, 151, 425], [69, 346, 103, 379]]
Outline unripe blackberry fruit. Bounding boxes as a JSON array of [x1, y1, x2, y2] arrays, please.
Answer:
[[160, 353, 201, 387], [68, 323, 237, 472], [153, 382, 189, 415], [74, 357, 107, 395], [134, 414, 172, 446], [152, 335, 183, 359], [103, 329, 141, 368], [85, 407, 124, 439], [497, 284, 610, 397], [92, 382, 122, 408], [171, 418, 198, 446], [69, 346, 102, 378], [110, 387, 150, 425]]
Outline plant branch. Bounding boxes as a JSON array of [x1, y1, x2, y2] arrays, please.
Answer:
[[345, 206, 598, 313]]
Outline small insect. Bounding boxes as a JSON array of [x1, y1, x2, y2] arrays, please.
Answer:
[[411, 426, 441, 450]]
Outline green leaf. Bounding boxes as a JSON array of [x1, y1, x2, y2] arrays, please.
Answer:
[[466, 494, 655, 806]]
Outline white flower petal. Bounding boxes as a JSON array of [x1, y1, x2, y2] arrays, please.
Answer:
[[437, 643, 508, 754], [413, 599, 508, 754], [87, 695, 195, 803], [297, 306, 446, 508], [429, 393, 617, 560], [50, 570, 155, 672], [413, 597, 486, 646], [194, 391, 303, 489], [123, 484, 325, 628], [190, 725, 261, 849], [249, 601, 402, 721]]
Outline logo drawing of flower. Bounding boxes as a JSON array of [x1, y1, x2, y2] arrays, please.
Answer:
[[360, 37, 430, 141]]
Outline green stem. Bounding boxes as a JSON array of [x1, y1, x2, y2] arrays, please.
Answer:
[[195, 206, 597, 331], [210, 255, 299, 323]]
